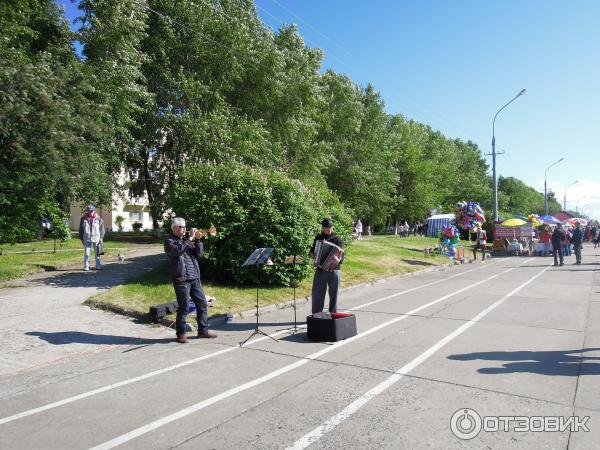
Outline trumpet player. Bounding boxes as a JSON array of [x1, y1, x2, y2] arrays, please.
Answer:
[[164, 217, 217, 343]]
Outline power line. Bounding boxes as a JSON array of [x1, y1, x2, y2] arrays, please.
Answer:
[[148, 3, 461, 144], [254, 3, 349, 70], [267, 0, 353, 58]]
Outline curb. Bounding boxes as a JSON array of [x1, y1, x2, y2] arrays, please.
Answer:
[[86, 256, 480, 331], [218, 257, 474, 325]]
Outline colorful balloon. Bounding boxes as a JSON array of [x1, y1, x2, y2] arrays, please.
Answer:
[[454, 200, 486, 231]]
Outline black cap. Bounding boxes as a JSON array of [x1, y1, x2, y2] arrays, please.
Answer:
[[321, 218, 333, 227]]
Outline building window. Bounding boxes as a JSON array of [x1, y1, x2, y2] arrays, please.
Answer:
[[129, 211, 143, 222]]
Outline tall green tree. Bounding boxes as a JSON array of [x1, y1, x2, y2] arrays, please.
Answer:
[[321, 80, 398, 225], [0, 0, 112, 243]]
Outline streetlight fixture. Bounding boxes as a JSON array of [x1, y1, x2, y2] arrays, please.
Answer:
[[563, 180, 578, 211], [544, 157, 564, 215], [492, 89, 527, 222]]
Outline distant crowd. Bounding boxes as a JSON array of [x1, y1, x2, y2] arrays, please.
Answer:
[[386, 221, 429, 237], [352, 219, 429, 239]]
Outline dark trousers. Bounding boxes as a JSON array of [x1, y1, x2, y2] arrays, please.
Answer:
[[574, 245, 582, 263], [173, 278, 208, 336], [473, 242, 486, 260], [552, 246, 563, 265], [311, 270, 340, 313]]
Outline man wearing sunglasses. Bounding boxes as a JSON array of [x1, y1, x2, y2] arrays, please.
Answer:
[[165, 217, 217, 343]]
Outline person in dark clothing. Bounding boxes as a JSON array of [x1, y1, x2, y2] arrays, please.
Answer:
[[570, 222, 584, 265], [309, 218, 344, 314], [164, 217, 217, 343], [551, 224, 565, 266]]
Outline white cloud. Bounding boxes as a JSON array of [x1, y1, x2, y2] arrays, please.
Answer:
[[544, 179, 600, 219]]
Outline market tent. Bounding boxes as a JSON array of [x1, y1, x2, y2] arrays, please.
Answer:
[[426, 214, 455, 237], [501, 218, 527, 227], [553, 211, 574, 222], [564, 217, 588, 227], [538, 215, 561, 225]]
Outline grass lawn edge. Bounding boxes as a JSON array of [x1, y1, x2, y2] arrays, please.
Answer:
[[84, 257, 459, 331]]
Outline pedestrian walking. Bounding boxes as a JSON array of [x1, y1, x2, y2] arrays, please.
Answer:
[[570, 222, 584, 264], [473, 226, 487, 262], [78, 205, 105, 271], [354, 218, 363, 240], [551, 224, 565, 266], [562, 227, 572, 257]]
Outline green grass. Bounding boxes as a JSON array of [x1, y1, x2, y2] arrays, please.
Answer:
[[0, 238, 137, 282], [88, 235, 463, 320]]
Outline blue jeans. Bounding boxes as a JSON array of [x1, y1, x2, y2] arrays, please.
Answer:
[[173, 278, 208, 336], [311, 270, 340, 313], [83, 241, 101, 269]]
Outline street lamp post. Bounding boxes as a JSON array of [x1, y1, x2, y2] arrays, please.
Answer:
[[576, 196, 587, 216], [492, 89, 526, 222], [544, 157, 564, 215], [563, 180, 578, 211]]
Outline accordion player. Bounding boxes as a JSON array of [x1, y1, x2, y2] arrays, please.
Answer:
[[312, 239, 344, 271]]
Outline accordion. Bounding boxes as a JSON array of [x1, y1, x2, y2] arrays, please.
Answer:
[[312, 239, 344, 271]]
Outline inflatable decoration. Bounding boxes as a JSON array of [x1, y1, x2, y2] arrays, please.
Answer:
[[439, 225, 460, 257], [454, 201, 486, 231], [527, 214, 541, 227]]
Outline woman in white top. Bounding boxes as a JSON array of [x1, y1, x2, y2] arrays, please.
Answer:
[[473, 226, 487, 262]]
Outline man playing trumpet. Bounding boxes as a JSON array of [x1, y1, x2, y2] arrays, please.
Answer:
[[164, 217, 217, 343]]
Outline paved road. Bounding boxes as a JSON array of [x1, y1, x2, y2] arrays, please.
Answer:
[[1, 247, 599, 449], [0, 245, 172, 378]]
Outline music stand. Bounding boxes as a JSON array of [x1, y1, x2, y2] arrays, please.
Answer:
[[280, 255, 304, 333], [240, 247, 277, 346]]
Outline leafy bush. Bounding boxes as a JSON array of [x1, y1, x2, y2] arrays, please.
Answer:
[[115, 215, 125, 232], [170, 162, 352, 285], [132, 222, 143, 232]]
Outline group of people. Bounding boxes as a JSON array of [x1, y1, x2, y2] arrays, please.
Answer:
[[77, 205, 343, 343], [388, 221, 427, 237], [163, 216, 344, 343], [534, 222, 585, 265], [548, 222, 585, 266], [80, 204, 596, 343]]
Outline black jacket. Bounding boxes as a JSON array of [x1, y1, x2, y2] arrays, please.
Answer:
[[570, 227, 584, 248], [310, 232, 344, 271], [551, 228, 565, 248], [164, 234, 204, 281]]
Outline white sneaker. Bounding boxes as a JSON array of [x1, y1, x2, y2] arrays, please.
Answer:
[[83, 267, 90, 271]]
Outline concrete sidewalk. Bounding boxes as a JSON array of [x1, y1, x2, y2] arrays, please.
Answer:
[[0, 244, 174, 378]]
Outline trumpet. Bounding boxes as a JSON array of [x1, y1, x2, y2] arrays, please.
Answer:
[[191, 226, 218, 239]]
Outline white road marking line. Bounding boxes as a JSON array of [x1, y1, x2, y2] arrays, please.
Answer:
[[0, 261, 488, 426], [88, 262, 524, 450], [349, 263, 491, 311], [286, 260, 547, 450]]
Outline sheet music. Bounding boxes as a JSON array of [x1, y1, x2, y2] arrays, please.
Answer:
[[242, 248, 275, 266]]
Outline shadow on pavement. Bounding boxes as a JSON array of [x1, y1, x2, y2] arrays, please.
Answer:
[[26, 331, 173, 346], [448, 348, 600, 376], [401, 259, 436, 266], [32, 254, 166, 290], [211, 321, 300, 332]]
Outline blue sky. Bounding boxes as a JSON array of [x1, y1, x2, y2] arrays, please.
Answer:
[[58, 1, 599, 218]]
